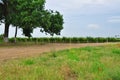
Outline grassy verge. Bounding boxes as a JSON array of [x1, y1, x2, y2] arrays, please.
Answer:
[[0, 44, 120, 80]]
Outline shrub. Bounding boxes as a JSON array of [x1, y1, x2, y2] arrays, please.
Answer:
[[78, 37, 87, 43], [107, 37, 118, 42], [8, 37, 120, 43], [54, 37, 62, 43], [43, 37, 50, 43], [87, 37, 96, 43], [96, 37, 106, 43], [49, 37, 56, 43], [71, 37, 79, 43], [0, 34, 3, 42], [9, 38, 15, 43], [62, 37, 71, 43]]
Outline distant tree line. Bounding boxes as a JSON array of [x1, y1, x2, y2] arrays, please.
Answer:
[[6, 37, 120, 43]]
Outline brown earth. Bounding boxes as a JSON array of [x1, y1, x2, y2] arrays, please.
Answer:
[[0, 43, 117, 61]]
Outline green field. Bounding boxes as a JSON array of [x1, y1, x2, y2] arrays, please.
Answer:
[[0, 44, 120, 80]]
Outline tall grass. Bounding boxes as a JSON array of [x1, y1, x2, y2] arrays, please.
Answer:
[[0, 45, 120, 80]]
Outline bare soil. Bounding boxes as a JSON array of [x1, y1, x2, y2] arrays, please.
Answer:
[[0, 43, 116, 61]]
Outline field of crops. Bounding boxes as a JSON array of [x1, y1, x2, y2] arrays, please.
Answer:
[[0, 33, 120, 43], [7, 37, 120, 43], [0, 44, 120, 80]]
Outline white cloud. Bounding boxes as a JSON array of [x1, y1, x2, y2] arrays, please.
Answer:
[[87, 24, 100, 29], [108, 16, 120, 23], [46, 0, 115, 8], [45, 0, 120, 15]]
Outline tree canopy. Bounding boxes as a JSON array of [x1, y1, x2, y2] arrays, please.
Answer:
[[0, 0, 64, 42]]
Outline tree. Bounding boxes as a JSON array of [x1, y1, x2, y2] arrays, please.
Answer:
[[10, 0, 46, 42], [0, 0, 10, 42], [0, 0, 64, 42], [0, 1, 4, 23], [22, 27, 33, 38], [22, 10, 64, 38]]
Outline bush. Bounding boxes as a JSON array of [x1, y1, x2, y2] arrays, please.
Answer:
[[9, 38, 15, 43], [0, 34, 3, 42], [96, 37, 106, 43], [78, 37, 87, 43], [71, 37, 79, 43], [87, 37, 96, 43], [8, 37, 120, 43], [62, 37, 71, 43], [107, 37, 118, 42], [49, 37, 56, 43], [54, 37, 62, 43]]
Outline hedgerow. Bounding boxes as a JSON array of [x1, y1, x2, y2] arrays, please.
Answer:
[[8, 37, 120, 43]]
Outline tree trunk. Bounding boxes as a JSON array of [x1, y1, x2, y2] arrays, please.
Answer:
[[4, 23, 9, 42], [3, 0, 9, 42], [14, 26, 18, 43]]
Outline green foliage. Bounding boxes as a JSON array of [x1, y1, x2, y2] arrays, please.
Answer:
[[40, 10, 64, 36], [62, 37, 69, 43], [10, 0, 46, 27], [8, 37, 120, 43], [87, 37, 96, 43], [97, 37, 107, 43], [23, 27, 33, 38], [112, 48, 120, 54], [50, 52, 57, 58], [0, 34, 3, 39], [78, 37, 87, 43], [53, 37, 62, 43], [71, 37, 79, 43], [1, 0, 64, 40], [49, 37, 57, 43], [18, 2, 63, 38], [0, 34, 3, 42], [9, 38, 15, 43], [0, 2, 4, 22], [16, 38, 27, 42], [107, 37, 118, 42], [22, 59, 35, 65]]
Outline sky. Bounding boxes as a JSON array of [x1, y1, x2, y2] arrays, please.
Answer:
[[0, 0, 120, 37]]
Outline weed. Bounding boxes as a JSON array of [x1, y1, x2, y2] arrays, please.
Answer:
[[22, 59, 35, 65], [112, 49, 120, 54]]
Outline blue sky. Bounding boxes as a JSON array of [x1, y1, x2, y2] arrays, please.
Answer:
[[0, 0, 120, 37]]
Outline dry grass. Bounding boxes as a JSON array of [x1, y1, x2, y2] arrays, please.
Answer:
[[0, 43, 120, 80], [0, 43, 112, 61]]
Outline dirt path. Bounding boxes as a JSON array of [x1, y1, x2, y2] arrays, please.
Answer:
[[0, 43, 117, 61]]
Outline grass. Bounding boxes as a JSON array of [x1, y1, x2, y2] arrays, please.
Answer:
[[0, 44, 120, 80]]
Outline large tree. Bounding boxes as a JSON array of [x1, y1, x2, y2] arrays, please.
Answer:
[[0, 0, 10, 42], [0, 0, 64, 42]]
